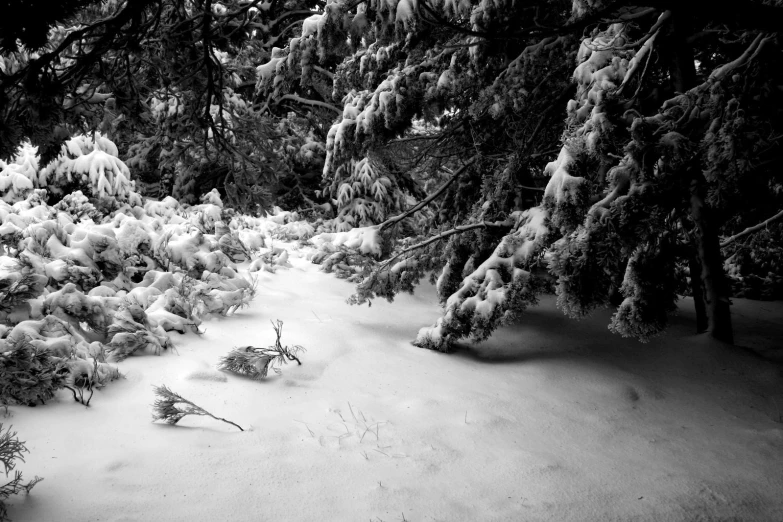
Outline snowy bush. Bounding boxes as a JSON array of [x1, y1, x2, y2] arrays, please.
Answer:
[[39, 134, 140, 203], [0, 339, 69, 407], [0, 144, 38, 203]]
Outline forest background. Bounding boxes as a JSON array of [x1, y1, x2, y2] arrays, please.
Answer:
[[2, 0, 783, 350]]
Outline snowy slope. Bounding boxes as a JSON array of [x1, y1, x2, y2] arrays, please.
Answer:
[[4, 250, 783, 522]]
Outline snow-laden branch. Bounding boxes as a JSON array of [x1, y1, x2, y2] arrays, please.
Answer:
[[720, 209, 783, 248], [276, 94, 342, 115], [616, 12, 667, 95], [379, 157, 477, 231], [709, 33, 770, 83], [312, 65, 334, 80], [379, 219, 514, 271]]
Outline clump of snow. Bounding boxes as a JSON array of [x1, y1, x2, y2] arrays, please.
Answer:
[[0, 143, 39, 202], [310, 225, 382, 257]]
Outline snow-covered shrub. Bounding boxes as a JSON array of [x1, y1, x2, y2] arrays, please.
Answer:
[[0, 150, 286, 393], [52, 191, 99, 222], [0, 260, 48, 325], [0, 144, 38, 203], [39, 133, 139, 203], [0, 339, 69, 406]]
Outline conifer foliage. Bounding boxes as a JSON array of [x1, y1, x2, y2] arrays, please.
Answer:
[[0, 424, 42, 522], [151, 385, 244, 431], [2, 0, 782, 352], [218, 320, 305, 379], [262, 0, 783, 350]]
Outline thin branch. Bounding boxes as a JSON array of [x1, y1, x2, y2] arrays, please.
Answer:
[[276, 94, 342, 115], [379, 157, 477, 231], [709, 32, 766, 83], [720, 209, 783, 248], [616, 13, 667, 95], [379, 220, 513, 271], [312, 65, 334, 79]]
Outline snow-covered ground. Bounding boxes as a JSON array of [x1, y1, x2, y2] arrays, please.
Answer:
[[4, 249, 783, 522]]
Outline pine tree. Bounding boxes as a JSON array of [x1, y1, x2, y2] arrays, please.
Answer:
[[262, 0, 783, 350]]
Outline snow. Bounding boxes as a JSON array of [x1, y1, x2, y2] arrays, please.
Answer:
[[4, 254, 782, 521], [300, 14, 323, 39], [395, 0, 416, 25], [310, 225, 383, 256], [544, 146, 584, 205]]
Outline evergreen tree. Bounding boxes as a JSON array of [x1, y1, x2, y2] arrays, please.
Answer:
[[259, 0, 783, 349], [0, 0, 299, 210]]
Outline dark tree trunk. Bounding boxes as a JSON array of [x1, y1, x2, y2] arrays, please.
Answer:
[[668, 10, 713, 336], [668, 15, 697, 93], [689, 178, 734, 344], [688, 254, 709, 333]]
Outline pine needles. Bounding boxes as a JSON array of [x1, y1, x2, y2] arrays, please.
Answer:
[[151, 385, 243, 431], [0, 339, 69, 407], [218, 320, 304, 380], [0, 424, 42, 522]]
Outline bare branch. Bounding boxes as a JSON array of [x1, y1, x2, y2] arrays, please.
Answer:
[[379, 219, 514, 271], [720, 209, 783, 248], [277, 94, 342, 115], [379, 157, 477, 231]]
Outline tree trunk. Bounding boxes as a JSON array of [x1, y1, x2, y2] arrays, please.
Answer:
[[688, 254, 709, 333], [668, 14, 697, 93], [668, 10, 712, 335], [689, 178, 734, 344]]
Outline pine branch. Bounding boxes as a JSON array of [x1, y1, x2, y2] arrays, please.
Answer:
[[379, 219, 514, 272], [720, 209, 783, 248], [151, 385, 243, 431], [379, 157, 477, 232], [218, 320, 305, 380], [276, 95, 342, 115], [0, 423, 42, 522], [0, 425, 26, 476]]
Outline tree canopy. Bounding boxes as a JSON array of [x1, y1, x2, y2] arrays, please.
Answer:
[[1, 0, 782, 350]]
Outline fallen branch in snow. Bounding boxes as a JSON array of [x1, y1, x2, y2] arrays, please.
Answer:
[[218, 320, 305, 379], [151, 385, 243, 431], [720, 209, 783, 248]]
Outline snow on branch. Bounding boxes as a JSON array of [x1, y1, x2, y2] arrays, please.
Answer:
[[277, 94, 342, 115], [709, 33, 770, 83], [414, 208, 549, 351], [379, 219, 513, 272], [379, 157, 477, 231], [720, 209, 783, 248]]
